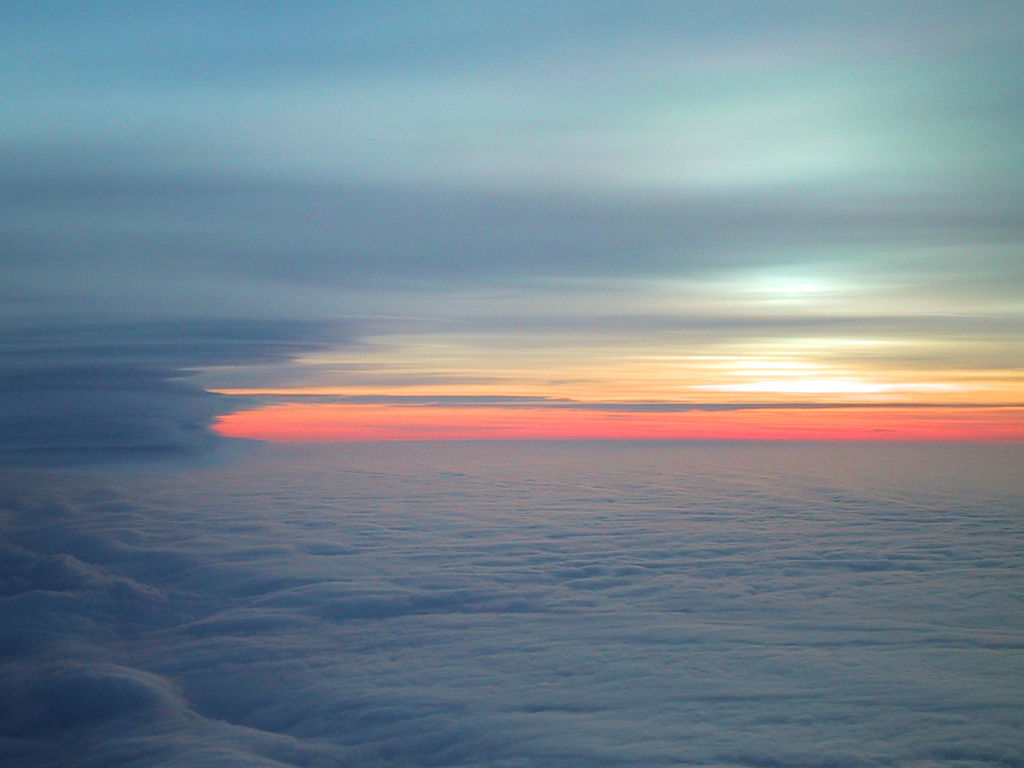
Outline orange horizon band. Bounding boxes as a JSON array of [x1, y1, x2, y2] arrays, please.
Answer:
[[213, 403, 1024, 442]]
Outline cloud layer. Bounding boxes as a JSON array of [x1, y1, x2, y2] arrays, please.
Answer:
[[0, 320, 349, 462], [2, 442, 1022, 766]]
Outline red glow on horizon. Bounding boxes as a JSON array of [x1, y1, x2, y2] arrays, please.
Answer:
[[213, 403, 1024, 442]]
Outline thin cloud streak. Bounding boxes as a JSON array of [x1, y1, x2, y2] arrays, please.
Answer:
[[212, 393, 1024, 411]]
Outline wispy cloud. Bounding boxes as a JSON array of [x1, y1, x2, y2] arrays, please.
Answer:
[[218, 393, 1024, 411]]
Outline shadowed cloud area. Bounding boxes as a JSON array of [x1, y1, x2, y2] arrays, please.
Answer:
[[0, 320, 349, 462], [1, 442, 1022, 766]]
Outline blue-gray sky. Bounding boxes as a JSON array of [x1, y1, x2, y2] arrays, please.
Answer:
[[2, 1, 1023, 451]]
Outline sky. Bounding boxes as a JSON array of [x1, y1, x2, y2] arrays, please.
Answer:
[[2, 0, 1024, 454]]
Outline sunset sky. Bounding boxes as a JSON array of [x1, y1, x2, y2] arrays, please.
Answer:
[[3, 1, 1023, 451], [2, 8, 1024, 762]]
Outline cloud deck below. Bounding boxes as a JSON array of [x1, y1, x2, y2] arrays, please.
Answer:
[[1, 441, 1022, 767]]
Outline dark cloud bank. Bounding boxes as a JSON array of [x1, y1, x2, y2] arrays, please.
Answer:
[[1, 442, 1022, 767], [0, 320, 347, 464]]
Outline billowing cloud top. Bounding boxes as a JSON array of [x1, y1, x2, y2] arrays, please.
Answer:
[[1, 442, 1022, 764]]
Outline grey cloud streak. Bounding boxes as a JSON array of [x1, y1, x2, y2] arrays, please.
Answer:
[[2, 319, 354, 367], [3, 169, 1020, 294], [241, 394, 1024, 410]]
